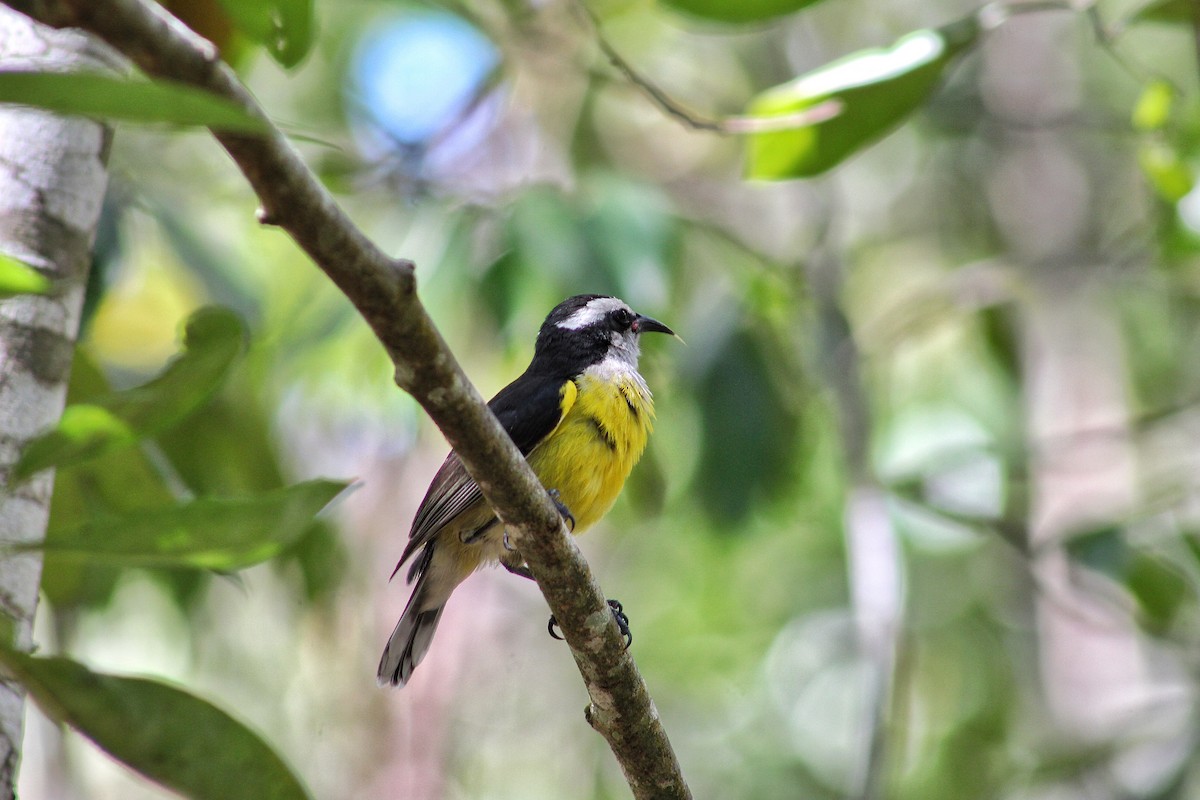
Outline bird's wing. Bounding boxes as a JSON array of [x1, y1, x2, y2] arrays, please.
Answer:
[[392, 372, 577, 578], [491, 372, 577, 454]]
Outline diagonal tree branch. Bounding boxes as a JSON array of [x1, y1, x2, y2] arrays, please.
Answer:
[[0, 0, 691, 797]]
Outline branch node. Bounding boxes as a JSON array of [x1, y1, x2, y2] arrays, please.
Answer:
[[255, 206, 279, 226], [585, 702, 599, 731], [392, 361, 417, 392], [195, 37, 219, 66]]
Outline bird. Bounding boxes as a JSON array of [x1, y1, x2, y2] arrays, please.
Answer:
[[378, 294, 675, 688]]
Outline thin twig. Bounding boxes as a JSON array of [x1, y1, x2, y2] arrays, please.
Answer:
[[1, 1, 692, 797], [578, 1, 840, 135]]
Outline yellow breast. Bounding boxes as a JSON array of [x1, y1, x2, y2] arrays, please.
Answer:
[[527, 371, 654, 533]]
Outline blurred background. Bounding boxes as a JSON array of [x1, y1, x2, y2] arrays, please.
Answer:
[[18, 0, 1200, 797]]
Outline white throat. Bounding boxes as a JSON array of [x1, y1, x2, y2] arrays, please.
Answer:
[[584, 350, 650, 395], [606, 329, 641, 370]]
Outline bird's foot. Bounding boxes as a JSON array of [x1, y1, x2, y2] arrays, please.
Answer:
[[547, 488, 576, 532], [548, 599, 631, 649], [608, 600, 632, 648], [502, 559, 534, 581]]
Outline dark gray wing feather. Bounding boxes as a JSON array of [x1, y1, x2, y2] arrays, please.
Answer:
[[391, 371, 569, 578]]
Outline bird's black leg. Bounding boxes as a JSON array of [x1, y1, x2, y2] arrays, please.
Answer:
[[547, 488, 576, 532], [548, 599, 632, 649]]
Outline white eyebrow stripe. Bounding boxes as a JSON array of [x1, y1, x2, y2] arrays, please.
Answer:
[[555, 297, 627, 330]]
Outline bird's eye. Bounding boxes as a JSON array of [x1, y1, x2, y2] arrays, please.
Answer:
[[610, 308, 634, 330]]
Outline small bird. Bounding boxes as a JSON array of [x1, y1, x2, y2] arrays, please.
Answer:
[[378, 294, 675, 687]]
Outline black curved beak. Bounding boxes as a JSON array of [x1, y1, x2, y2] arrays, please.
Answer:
[[632, 314, 674, 337], [628, 314, 676, 335]]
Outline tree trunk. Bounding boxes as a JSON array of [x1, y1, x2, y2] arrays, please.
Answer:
[[0, 9, 112, 796]]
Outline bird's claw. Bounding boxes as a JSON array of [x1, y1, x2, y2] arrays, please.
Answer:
[[547, 599, 632, 649], [608, 599, 632, 649], [548, 488, 576, 532]]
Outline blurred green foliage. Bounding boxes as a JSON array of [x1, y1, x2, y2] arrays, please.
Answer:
[[214, 0, 314, 67], [12, 0, 1200, 798], [658, 0, 821, 24], [0, 646, 311, 800], [0, 72, 267, 131], [0, 254, 50, 297], [16, 308, 245, 480], [746, 17, 980, 178]]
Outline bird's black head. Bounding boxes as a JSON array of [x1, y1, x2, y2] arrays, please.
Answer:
[[532, 294, 674, 377]]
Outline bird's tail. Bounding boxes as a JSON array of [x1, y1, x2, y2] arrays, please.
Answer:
[[378, 543, 451, 688], [377, 584, 445, 688]]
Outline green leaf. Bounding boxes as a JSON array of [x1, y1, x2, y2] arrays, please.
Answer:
[[215, 0, 276, 41], [15, 307, 245, 480], [216, 0, 314, 68], [0, 651, 311, 800], [38, 351, 174, 611], [0, 72, 266, 132], [1132, 80, 1174, 132], [1129, 0, 1196, 25], [1126, 552, 1189, 632], [1138, 141, 1194, 202], [0, 254, 50, 297], [106, 307, 246, 432], [1067, 526, 1126, 575], [694, 329, 800, 523], [15, 405, 136, 478], [659, 0, 822, 24], [745, 19, 979, 179], [157, 394, 286, 496], [29, 480, 348, 570], [150, 386, 350, 604], [1067, 527, 1191, 632], [273, 0, 314, 67], [277, 520, 346, 604], [40, 443, 174, 612]]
